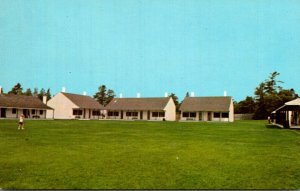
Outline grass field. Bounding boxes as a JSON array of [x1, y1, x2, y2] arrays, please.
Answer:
[[0, 119, 299, 189]]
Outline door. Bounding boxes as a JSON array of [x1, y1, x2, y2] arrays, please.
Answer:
[[23, 109, 29, 118], [0, 108, 6, 118], [147, 111, 150, 120], [208, 112, 212, 121], [140, 111, 143, 120], [121, 111, 123, 119], [199, 112, 202, 121]]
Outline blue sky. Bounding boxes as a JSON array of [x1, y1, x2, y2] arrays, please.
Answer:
[[0, 0, 299, 101]]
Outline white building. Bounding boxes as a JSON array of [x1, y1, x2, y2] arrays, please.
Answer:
[[0, 93, 52, 119], [105, 97, 176, 121], [46, 92, 105, 119], [179, 96, 234, 122]]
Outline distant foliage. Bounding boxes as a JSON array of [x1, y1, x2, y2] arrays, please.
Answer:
[[234, 72, 298, 119], [6, 83, 52, 101], [8, 83, 23, 95]]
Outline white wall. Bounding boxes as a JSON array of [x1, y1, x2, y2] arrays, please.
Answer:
[[164, 98, 176, 121], [3, 108, 47, 119], [47, 93, 78, 119]]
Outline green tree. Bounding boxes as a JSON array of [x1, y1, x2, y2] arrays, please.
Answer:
[[33, 88, 38, 97], [185, 92, 190, 97], [264, 71, 283, 95], [8, 83, 23, 95], [234, 96, 256, 114], [253, 71, 297, 119], [93, 85, 115, 106], [45, 88, 52, 101], [24, 88, 33, 96], [94, 85, 107, 105], [168, 93, 180, 112], [38, 88, 46, 101], [105, 89, 115, 106]]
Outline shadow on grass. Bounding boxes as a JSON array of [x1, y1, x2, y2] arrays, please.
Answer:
[[265, 124, 283, 129]]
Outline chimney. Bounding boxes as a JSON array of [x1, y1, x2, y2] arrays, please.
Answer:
[[191, 92, 195, 97], [164, 92, 168, 97], [224, 91, 227, 96], [83, 91, 87, 96], [119, 93, 123, 98], [0, 86, 2, 94], [43, 96, 47, 104], [62, 87, 66, 93], [137, 93, 141, 98]]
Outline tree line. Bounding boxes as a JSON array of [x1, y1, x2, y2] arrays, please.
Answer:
[[4, 83, 52, 101], [234, 71, 298, 119], [2, 83, 181, 109]]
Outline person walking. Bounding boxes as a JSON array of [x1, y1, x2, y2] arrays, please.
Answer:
[[18, 114, 25, 130]]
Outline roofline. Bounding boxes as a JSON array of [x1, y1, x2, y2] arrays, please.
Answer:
[[0, 106, 53, 110], [112, 97, 171, 99]]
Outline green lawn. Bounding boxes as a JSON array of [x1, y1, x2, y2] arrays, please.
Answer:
[[0, 120, 299, 189]]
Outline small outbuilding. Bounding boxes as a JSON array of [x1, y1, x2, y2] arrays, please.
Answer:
[[46, 92, 105, 119], [105, 97, 176, 121], [179, 96, 234, 122]]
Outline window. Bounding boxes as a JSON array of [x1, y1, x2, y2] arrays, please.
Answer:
[[159, 112, 165, 117], [39, 110, 43, 115], [126, 112, 132, 116], [108, 111, 119, 116], [32, 110, 36, 115], [190, 112, 196, 118], [12, 108, 17, 114], [132, 112, 138, 117], [214, 112, 220, 118], [183, 112, 196, 118], [183, 112, 189, 117], [152, 112, 158, 117], [92, 111, 100, 116], [222, 113, 229, 118], [73, 110, 82, 115]]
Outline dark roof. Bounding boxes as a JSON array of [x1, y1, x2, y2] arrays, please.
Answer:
[[0, 94, 53, 109], [179, 96, 232, 112], [61, 92, 104, 109], [105, 97, 171, 110]]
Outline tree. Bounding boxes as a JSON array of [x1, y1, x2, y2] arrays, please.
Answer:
[[45, 88, 52, 101], [185, 92, 190, 97], [24, 88, 33, 96], [234, 96, 256, 114], [105, 89, 115, 106], [252, 71, 297, 119], [264, 71, 283, 95], [93, 85, 115, 106], [38, 88, 46, 101], [168, 93, 180, 112], [33, 88, 38, 97], [94, 85, 107, 105], [8, 83, 23, 95]]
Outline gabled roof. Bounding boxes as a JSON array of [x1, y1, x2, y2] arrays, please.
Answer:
[[61, 92, 104, 109], [105, 97, 171, 110], [272, 98, 300, 113], [0, 94, 53, 109], [179, 96, 232, 112], [285, 98, 300, 106]]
